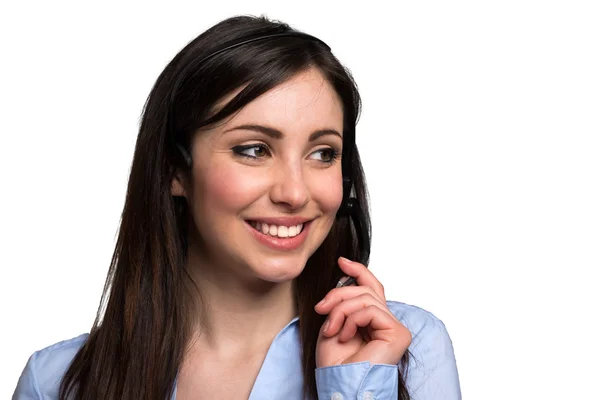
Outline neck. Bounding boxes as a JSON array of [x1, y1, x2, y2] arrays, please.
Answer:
[[184, 246, 297, 357]]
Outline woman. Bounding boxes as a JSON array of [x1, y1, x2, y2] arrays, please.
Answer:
[[13, 15, 461, 400]]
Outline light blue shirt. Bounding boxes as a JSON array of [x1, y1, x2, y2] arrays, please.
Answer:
[[13, 301, 461, 399]]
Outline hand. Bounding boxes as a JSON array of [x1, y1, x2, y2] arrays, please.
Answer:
[[314, 257, 412, 368]]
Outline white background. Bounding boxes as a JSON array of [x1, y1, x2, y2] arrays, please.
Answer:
[[1, 1, 599, 399]]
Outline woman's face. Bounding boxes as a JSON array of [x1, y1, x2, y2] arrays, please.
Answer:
[[173, 67, 344, 283]]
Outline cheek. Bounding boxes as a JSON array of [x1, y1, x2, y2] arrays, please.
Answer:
[[195, 162, 263, 214], [310, 169, 343, 214]]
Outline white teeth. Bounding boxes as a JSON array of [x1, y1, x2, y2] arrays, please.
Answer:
[[277, 226, 288, 237], [251, 222, 304, 238]]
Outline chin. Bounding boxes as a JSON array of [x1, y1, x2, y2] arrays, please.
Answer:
[[248, 255, 309, 283]]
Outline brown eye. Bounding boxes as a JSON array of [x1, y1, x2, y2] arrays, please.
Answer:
[[255, 146, 267, 157], [232, 144, 270, 159], [309, 148, 340, 164]]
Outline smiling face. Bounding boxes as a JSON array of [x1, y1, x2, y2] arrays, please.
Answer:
[[172, 67, 344, 283]]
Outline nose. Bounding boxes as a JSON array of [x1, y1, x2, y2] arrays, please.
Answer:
[[269, 163, 310, 210]]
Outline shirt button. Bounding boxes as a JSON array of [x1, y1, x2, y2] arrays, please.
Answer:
[[331, 393, 343, 400], [363, 392, 374, 400]]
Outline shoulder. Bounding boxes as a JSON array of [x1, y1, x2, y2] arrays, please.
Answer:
[[386, 300, 457, 363], [13, 334, 89, 399], [386, 300, 462, 397]]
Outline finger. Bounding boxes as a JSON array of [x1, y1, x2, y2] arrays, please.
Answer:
[[314, 285, 385, 314], [338, 305, 398, 342], [338, 257, 386, 300], [321, 293, 391, 337]]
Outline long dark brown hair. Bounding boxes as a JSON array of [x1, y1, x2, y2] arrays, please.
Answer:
[[59, 15, 410, 400]]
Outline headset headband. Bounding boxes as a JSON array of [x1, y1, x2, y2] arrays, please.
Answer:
[[196, 32, 330, 67]]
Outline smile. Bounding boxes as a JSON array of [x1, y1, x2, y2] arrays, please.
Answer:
[[244, 218, 312, 251], [248, 221, 305, 238]]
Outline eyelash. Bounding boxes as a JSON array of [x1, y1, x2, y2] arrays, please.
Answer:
[[231, 143, 340, 165]]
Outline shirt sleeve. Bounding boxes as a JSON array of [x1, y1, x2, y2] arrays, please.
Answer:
[[315, 362, 398, 400], [404, 316, 462, 400], [315, 303, 461, 400], [13, 353, 42, 400]]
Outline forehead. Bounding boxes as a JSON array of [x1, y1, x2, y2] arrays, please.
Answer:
[[218, 68, 344, 134]]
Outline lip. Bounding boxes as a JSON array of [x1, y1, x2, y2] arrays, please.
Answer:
[[244, 219, 312, 251]]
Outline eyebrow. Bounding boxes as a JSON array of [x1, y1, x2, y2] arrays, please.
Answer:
[[223, 124, 343, 141]]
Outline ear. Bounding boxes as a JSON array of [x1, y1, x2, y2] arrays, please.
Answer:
[[171, 170, 187, 198]]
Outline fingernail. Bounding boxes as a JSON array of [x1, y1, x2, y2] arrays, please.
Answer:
[[322, 318, 330, 333], [340, 256, 351, 263], [316, 298, 327, 307]]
